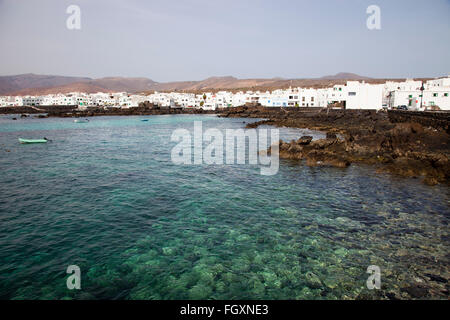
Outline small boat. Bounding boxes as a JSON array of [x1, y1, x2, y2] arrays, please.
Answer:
[[19, 138, 48, 144], [74, 119, 89, 123], [141, 119, 149, 122]]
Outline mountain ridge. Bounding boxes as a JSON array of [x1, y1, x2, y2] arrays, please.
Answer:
[[0, 74, 92, 95], [0, 73, 388, 95], [319, 72, 373, 80]]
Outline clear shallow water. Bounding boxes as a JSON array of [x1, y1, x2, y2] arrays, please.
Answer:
[[0, 114, 448, 300]]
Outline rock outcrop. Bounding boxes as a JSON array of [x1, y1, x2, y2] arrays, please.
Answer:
[[219, 107, 449, 185]]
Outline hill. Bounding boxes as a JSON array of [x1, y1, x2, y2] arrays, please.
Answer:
[[0, 73, 393, 96], [9, 77, 158, 95], [319, 72, 372, 80], [0, 74, 91, 95]]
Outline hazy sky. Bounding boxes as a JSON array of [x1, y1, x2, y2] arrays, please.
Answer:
[[0, 0, 449, 81]]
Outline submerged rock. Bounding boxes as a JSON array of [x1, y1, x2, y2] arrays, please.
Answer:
[[162, 247, 175, 255], [401, 285, 429, 298], [305, 271, 323, 289]]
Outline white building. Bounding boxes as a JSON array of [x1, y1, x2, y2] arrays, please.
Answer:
[[259, 93, 289, 107], [22, 96, 44, 106], [1, 75, 449, 110], [345, 81, 383, 109], [312, 82, 383, 109], [385, 76, 450, 110], [299, 88, 318, 107], [0, 96, 23, 107]]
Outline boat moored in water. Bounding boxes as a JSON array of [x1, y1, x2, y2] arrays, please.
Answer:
[[18, 138, 48, 144]]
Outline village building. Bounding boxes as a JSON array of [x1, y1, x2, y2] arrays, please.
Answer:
[[1, 76, 449, 110]]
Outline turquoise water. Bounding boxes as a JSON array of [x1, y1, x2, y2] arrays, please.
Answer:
[[0, 114, 448, 300]]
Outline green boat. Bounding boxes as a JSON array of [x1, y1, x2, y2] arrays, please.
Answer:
[[19, 138, 48, 144]]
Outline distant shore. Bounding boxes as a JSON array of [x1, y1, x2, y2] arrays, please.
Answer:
[[0, 104, 217, 117]]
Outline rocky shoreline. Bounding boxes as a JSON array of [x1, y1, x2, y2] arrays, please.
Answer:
[[0, 104, 216, 117], [219, 106, 450, 186]]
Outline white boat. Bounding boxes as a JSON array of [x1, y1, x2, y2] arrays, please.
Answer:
[[74, 119, 89, 123]]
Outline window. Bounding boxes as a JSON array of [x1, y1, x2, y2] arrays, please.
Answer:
[[311, 97, 314, 101], [349, 92, 356, 96], [444, 93, 449, 97], [408, 95, 413, 98], [433, 93, 438, 97]]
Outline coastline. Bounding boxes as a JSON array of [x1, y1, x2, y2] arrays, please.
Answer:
[[219, 107, 450, 186], [2, 104, 449, 185], [0, 104, 217, 117]]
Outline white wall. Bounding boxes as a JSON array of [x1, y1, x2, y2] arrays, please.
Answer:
[[346, 82, 383, 109]]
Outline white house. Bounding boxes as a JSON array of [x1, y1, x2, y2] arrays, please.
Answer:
[[22, 96, 44, 106], [1, 75, 448, 110], [385, 76, 450, 110], [299, 88, 318, 107], [345, 81, 383, 109], [0, 96, 23, 107], [259, 93, 289, 107]]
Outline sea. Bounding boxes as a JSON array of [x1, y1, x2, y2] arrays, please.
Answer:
[[0, 114, 448, 299]]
